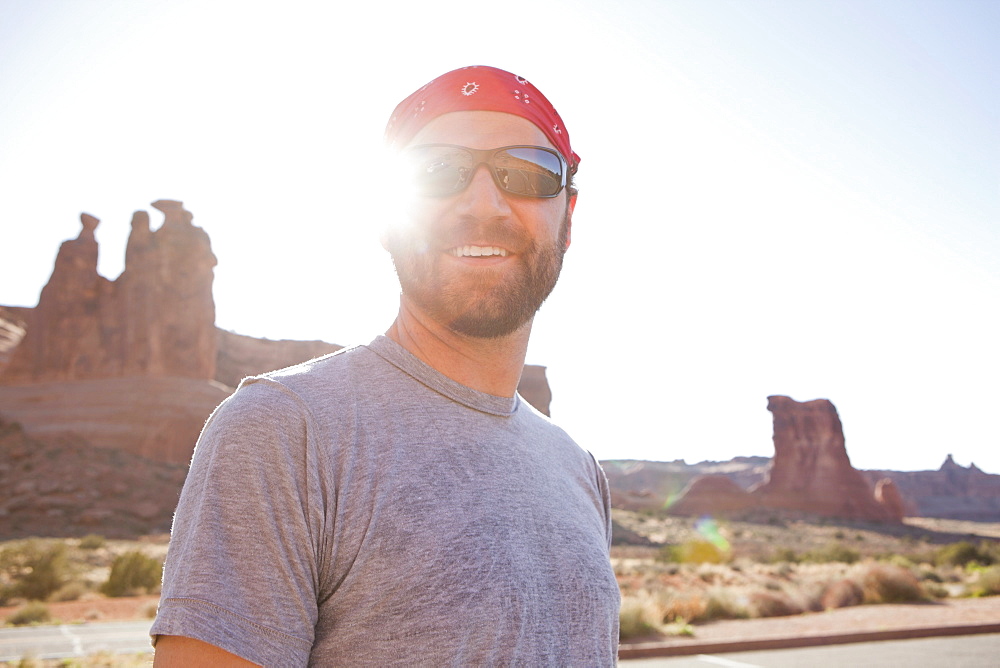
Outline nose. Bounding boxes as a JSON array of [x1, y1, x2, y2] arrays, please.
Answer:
[[455, 163, 512, 219]]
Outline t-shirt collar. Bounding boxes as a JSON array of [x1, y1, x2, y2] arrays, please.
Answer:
[[366, 335, 519, 417]]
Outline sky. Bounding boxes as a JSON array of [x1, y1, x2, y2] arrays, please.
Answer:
[[1, 0, 997, 473]]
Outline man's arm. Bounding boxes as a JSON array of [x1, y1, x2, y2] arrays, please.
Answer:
[[153, 635, 259, 667]]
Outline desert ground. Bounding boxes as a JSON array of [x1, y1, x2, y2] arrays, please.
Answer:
[[1, 513, 999, 663]]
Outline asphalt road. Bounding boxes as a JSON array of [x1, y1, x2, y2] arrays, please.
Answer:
[[0, 620, 152, 662], [3, 622, 998, 665], [621, 632, 1000, 667]]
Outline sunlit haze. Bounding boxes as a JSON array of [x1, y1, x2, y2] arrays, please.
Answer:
[[1, 0, 997, 472]]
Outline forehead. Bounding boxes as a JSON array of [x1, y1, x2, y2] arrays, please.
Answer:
[[407, 110, 554, 151]]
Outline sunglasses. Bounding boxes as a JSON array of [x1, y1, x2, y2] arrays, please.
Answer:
[[402, 144, 567, 198]]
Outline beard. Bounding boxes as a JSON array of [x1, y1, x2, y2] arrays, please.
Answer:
[[386, 215, 569, 339]]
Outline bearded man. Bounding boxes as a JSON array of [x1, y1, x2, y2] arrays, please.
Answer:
[[151, 66, 620, 666]]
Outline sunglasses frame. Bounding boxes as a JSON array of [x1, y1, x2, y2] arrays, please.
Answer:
[[404, 144, 568, 199]]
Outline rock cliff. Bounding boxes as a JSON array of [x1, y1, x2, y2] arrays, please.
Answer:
[[668, 475, 757, 516], [864, 456, 1000, 521], [2, 202, 217, 382], [748, 396, 900, 522], [624, 397, 904, 522], [0, 416, 187, 539]]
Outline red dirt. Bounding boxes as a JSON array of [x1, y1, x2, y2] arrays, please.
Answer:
[[0, 594, 160, 625]]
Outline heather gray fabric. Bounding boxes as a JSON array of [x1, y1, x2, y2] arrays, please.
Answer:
[[152, 336, 620, 666]]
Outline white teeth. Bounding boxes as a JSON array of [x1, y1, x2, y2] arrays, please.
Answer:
[[452, 245, 508, 257]]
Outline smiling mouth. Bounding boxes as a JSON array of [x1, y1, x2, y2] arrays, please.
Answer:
[[449, 245, 509, 258]]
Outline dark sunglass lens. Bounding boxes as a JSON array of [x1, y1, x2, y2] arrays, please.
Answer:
[[406, 146, 473, 196], [494, 148, 563, 196]]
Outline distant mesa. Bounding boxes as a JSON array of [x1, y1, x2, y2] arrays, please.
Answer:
[[668, 475, 756, 517], [606, 396, 1000, 524], [658, 396, 902, 523], [747, 395, 902, 522]]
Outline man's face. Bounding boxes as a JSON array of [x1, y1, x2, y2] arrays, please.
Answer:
[[384, 110, 574, 339]]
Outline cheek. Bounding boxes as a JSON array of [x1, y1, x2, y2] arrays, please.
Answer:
[[511, 200, 566, 239]]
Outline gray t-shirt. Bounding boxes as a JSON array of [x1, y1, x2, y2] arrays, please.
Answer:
[[152, 336, 620, 666]]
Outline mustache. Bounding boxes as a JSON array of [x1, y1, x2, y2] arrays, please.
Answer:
[[437, 217, 532, 251]]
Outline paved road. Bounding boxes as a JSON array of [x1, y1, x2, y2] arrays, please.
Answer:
[[0, 621, 152, 662], [621, 632, 1000, 667], [4, 622, 998, 665]]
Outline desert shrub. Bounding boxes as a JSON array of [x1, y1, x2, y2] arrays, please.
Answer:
[[747, 590, 803, 618], [79, 534, 106, 550], [820, 578, 865, 609], [860, 564, 925, 603], [805, 542, 860, 564], [660, 593, 708, 623], [101, 551, 162, 597], [7, 601, 52, 626], [923, 582, 949, 599], [768, 547, 800, 564], [694, 590, 748, 622], [619, 594, 662, 640], [969, 566, 1000, 597], [1, 541, 70, 601], [797, 581, 827, 613], [934, 541, 995, 568], [50, 580, 90, 602], [662, 619, 695, 637], [658, 540, 729, 565], [883, 554, 915, 569], [772, 561, 795, 578]]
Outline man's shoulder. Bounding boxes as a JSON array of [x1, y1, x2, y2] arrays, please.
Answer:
[[262, 342, 368, 378], [205, 343, 387, 432], [255, 342, 386, 391]]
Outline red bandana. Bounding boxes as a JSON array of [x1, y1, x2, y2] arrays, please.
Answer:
[[384, 65, 579, 171]]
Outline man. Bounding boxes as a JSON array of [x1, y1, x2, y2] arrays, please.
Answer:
[[151, 65, 620, 666]]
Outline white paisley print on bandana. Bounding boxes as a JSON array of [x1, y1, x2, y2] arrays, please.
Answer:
[[461, 82, 479, 96]]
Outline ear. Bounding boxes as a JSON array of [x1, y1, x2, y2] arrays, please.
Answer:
[[564, 193, 577, 250]]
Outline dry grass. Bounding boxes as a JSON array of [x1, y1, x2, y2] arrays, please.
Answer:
[[613, 510, 1000, 641], [11, 652, 151, 667]]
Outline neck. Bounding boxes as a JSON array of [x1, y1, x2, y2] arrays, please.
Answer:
[[385, 297, 531, 397]]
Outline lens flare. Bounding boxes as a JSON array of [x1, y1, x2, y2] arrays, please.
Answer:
[[694, 516, 731, 552]]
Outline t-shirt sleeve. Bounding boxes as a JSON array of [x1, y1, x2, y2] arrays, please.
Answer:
[[150, 378, 330, 666], [595, 458, 614, 549]]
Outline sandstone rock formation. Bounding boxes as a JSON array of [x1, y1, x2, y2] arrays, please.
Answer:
[[1, 201, 216, 382], [864, 456, 1000, 521], [0, 416, 188, 539], [660, 397, 903, 522], [602, 458, 771, 512], [748, 396, 899, 522], [0, 377, 231, 465], [873, 478, 907, 521], [517, 365, 553, 417], [216, 329, 343, 388], [668, 475, 757, 516], [0, 307, 27, 374]]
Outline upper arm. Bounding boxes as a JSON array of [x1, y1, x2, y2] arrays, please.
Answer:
[[153, 635, 259, 667], [151, 379, 328, 664]]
